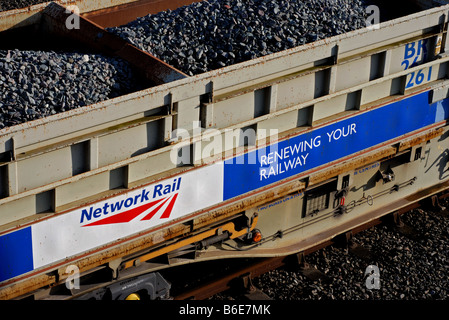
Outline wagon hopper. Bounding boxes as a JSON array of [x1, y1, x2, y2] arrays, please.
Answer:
[[0, 0, 448, 300]]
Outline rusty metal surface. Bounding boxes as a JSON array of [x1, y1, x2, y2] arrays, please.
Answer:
[[0, 272, 56, 301], [0, 222, 189, 300], [309, 146, 397, 187], [42, 2, 187, 84], [122, 214, 259, 270], [0, 0, 448, 301], [0, 0, 203, 31], [82, 0, 203, 28], [398, 127, 444, 152], [0, 6, 447, 155], [0, 0, 141, 31], [174, 188, 449, 300], [0, 121, 445, 299], [247, 183, 449, 259], [0, 178, 303, 300]]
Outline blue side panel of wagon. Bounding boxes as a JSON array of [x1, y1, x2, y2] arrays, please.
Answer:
[[0, 227, 34, 282], [223, 91, 449, 200]]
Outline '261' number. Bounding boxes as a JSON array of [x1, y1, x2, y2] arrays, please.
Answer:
[[406, 66, 432, 89]]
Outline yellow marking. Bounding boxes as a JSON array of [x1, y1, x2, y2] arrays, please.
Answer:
[[123, 215, 258, 269]]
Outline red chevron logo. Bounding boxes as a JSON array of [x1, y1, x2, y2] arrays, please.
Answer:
[[83, 193, 179, 227]]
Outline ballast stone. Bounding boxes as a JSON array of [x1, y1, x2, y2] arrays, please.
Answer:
[[251, 203, 449, 300], [108, 0, 369, 76], [0, 49, 140, 130]]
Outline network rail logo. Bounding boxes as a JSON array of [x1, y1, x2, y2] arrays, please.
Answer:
[[65, 5, 80, 30], [80, 178, 181, 227]]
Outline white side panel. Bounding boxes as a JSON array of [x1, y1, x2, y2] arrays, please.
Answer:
[[31, 162, 223, 269]]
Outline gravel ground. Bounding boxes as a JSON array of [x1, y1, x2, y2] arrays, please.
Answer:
[[0, 49, 140, 129], [247, 198, 449, 300], [109, 0, 369, 75]]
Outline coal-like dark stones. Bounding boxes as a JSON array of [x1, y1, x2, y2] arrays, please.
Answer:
[[0, 50, 138, 129], [109, 0, 369, 76], [0, 0, 371, 129], [250, 204, 449, 300]]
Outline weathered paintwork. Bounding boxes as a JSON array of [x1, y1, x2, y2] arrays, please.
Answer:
[[0, 1, 449, 299]]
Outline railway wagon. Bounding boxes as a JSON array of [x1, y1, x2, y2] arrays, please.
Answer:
[[0, 0, 449, 300]]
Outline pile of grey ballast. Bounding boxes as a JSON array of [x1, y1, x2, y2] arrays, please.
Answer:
[[109, 0, 368, 75], [250, 202, 449, 300], [0, 0, 369, 130], [0, 50, 138, 129]]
